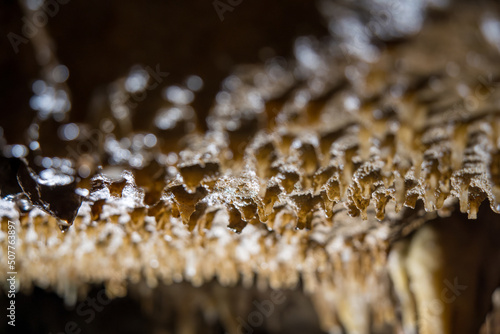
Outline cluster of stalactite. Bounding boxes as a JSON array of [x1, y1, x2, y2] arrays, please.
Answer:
[[1, 0, 500, 333]]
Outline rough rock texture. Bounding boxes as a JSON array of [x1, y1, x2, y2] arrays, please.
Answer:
[[1, 0, 500, 333]]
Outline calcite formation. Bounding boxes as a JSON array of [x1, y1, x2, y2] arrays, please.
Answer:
[[1, 0, 500, 333]]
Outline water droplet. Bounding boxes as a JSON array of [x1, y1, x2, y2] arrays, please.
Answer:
[[11, 145, 27, 158], [29, 141, 40, 150], [59, 123, 79, 141], [58, 221, 71, 233], [52, 65, 70, 83], [163, 86, 194, 105], [143, 133, 157, 148], [186, 75, 203, 92]]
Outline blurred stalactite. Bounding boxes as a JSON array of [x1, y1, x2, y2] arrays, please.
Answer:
[[43, 0, 328, 131]]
